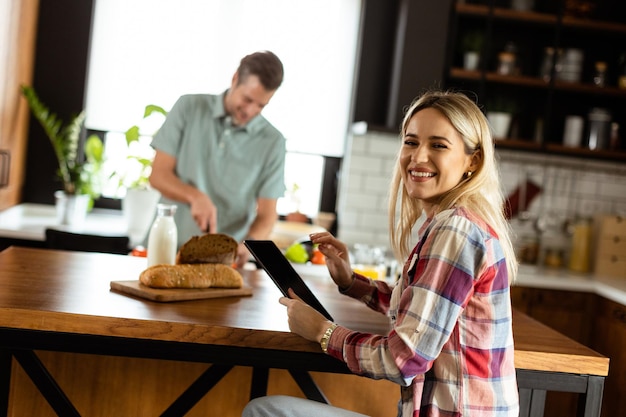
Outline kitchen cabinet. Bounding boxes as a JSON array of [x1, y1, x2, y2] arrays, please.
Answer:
[[444, 0, 626, 162], [511, 286, 596, 416], [591, 296, 626, 417], [353, 0, 454, 130], [511, 287, 595, 344], [511, 286, 626, 416], [0, 0, 38, 210]]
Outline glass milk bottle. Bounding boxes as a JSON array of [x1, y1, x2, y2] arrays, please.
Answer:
[[147, 204, 178, 267]]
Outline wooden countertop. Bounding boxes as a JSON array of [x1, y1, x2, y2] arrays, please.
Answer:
[[512, 309, 608, 376], [0, 246, 609, 377]]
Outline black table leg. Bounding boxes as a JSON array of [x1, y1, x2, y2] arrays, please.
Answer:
[[12, 349, 81, 417], [0, 349, 11, 417], [159, 363, 233, 417], [250, 367, 269, 400], [288, 370, 329, 404], [579, 375, 605, 417]]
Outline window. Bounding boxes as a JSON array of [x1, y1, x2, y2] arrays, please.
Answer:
[[86, 0, 361, 214]]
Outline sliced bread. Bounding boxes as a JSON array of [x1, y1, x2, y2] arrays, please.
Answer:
[[175, 233, 238, 265]]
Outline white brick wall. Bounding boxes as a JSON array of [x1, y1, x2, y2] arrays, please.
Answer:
[[336, 131, 626, 253]]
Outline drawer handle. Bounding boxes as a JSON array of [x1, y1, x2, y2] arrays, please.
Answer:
[[613, 308, 626, 324], [0, 150, 9, 188], [613, 236, 621, 243]]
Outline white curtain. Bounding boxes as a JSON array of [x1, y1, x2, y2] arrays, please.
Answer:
[[85, 0, 362, 157]]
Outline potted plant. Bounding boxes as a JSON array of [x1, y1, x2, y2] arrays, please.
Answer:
[[21, 85, 105, 225], [486, 96, 517, 139], [117, 104, 167, 246], [461, 30, 484, 71]]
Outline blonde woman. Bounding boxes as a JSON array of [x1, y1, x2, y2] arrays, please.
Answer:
[[243, 90, 519, 417]]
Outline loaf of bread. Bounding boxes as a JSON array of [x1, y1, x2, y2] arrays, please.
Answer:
[[139, 263, 243, 289], [175, 233, 238, 265]]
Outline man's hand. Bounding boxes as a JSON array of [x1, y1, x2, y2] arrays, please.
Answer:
[[189, 193, 217, 234], [235, 242, 250, 268]]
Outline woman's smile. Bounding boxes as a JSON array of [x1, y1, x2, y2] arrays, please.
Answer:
[[400, 108, 474, 213]]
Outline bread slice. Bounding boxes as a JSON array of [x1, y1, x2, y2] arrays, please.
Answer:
[[140, 263, 243, 288], [175, 233, 238, 265]]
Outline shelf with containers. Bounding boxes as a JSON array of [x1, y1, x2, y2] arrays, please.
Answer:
[[445, 0, 626, 161]]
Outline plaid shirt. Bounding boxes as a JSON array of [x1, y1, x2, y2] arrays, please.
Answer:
[[327, 207, 519, 417]]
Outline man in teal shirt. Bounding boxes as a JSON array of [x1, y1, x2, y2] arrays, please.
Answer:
[[149, 51, 286, 267]]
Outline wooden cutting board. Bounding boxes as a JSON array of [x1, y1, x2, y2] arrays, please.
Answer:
[[110, 280, 253, 302]]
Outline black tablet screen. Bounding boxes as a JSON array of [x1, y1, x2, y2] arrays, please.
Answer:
[[244, 240, 333, 321]]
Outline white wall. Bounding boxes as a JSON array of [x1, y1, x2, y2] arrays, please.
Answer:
[[336, 131, 626, 254]]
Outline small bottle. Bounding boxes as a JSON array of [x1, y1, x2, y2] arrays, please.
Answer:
[[540, 47, 555, 82], [618, 53, 626, 89], [568, 217, 591, 273], [593, 61, 607, 87], [147, 204, 178, 267]]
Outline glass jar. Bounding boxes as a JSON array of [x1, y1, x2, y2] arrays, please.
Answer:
[[497, 52, 516, 75], [586, 108, 612, 150], [147, 204, 178, 267]]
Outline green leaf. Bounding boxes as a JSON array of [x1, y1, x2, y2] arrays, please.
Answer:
[[85, 134, 104, 163], [144, 104, 167, 118], [125, 125, 140, 146]]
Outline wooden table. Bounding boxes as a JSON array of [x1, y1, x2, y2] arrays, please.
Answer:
[[0, 247, 609, 417]]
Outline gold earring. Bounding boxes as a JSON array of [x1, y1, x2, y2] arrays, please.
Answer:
[[467, 171, 473, 177]]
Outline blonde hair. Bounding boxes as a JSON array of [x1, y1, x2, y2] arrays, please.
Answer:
[[388, 90, 518, 283]]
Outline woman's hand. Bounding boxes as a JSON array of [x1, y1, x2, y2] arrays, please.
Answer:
[[310, 232, 354, 290], [279, 289, 331, 343]]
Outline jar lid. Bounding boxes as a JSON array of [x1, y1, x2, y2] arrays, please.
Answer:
[[589, 108, 612, 121], [499, 52, 515, 62]]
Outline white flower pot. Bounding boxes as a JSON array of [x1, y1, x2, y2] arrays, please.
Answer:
[[54, 191, 90, 227], [487, 112, 513, 139], [123, 188, 161, 247], [463, 51, 480, 71]]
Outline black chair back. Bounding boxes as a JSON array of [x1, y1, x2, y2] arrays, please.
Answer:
[[45, 228, 130, 255]]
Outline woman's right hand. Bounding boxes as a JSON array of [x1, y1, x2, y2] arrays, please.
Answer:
[[310, 232, 354, 290]]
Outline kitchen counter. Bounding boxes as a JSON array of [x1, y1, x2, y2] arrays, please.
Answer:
[[1, 203, 624, 307], [515, 264, 626, 307], [293, 261, 626, 308], [0, 203, 128, 241]]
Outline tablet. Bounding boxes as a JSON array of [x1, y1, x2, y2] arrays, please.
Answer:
[[243, 240, 333, 321]]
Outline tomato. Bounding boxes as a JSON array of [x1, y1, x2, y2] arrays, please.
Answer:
[[131, 246, 147, 257], [311, 248, 326, 265]]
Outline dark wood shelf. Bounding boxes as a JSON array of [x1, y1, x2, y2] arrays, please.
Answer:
[[450, 67, 626, 96], [495, 141, 626, 161], [544, 143, 626, 160], [448, 1, 626, 163], [456, 4, 557, 24], [495, 139, 542, 150], [456, 3, 626, 33]]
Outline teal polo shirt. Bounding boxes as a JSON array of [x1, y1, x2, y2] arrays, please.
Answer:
[[151, 92, 286, 246]]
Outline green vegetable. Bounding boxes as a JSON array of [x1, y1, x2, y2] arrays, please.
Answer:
[[284, 243, 309, 263]]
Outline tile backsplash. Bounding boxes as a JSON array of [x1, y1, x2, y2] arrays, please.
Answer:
[[336, 131, 626, 252]]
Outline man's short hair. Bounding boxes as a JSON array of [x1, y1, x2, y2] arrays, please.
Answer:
[[236, 51, 284, 91]]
